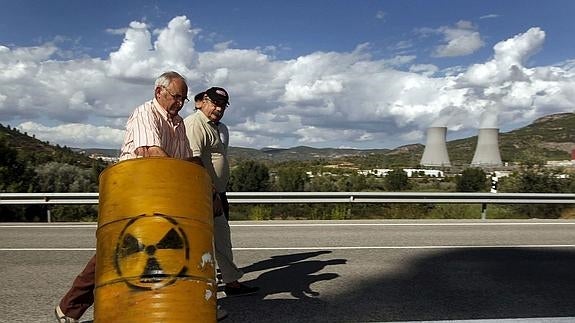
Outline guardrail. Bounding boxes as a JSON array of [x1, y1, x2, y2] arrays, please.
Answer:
[[1, 192, 574, 221]]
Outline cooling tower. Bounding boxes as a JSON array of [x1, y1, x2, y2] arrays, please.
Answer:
[[420, 127, 451, 167], [471, 128, 502, 166]]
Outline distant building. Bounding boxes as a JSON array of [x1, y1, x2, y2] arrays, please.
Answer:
[[357, 169, 392, 177], [357, 168, 444, 178], [546, 160, 575, 167], [89, 153, 119, 163], [403, 168, 444, 177]]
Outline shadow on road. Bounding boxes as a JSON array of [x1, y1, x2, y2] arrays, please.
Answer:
[[221, 248, 575, 323]]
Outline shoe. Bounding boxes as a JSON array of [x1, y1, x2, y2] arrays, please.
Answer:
[[217, 305, 228, 321], [224, 283, 259, 297], [55, 305, 79, 323]]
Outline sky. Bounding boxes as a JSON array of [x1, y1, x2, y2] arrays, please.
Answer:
[[0, 0, 574, 150]]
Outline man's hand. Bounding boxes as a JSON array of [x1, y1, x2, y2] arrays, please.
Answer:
[[186, 156, 204, 166], [135, 146, 169, 157]]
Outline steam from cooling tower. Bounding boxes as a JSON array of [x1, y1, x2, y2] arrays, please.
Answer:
[[479, 105, 498, 129], [420, 127, 451, 167]]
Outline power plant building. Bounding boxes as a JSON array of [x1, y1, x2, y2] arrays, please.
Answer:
[[471, 128, 503, 167], [420, 127, 451, 167]]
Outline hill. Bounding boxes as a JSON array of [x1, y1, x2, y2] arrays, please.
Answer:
[[228, 145, 390, 164], [228, 112, 574, 167], [447, 112, 575, 166], [0, 124, 105, 168], [1, 112, 573, 167], [228, 113, 574, 167]]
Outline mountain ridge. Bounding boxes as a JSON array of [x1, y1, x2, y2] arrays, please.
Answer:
[[1, 112, 573, 166]]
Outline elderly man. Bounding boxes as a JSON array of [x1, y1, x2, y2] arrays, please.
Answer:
[[184, 87, 259, 298], [55, 72, 227, 322]]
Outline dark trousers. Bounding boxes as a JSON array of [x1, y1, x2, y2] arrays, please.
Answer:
[[218, 192, 229, 220], [59, 255, 96, 319]]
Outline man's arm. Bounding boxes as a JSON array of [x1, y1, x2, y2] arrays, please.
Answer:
[[184, 114, 206, 158]]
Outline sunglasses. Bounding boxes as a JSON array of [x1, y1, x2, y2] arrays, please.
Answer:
[[205, 96, 229, 109]]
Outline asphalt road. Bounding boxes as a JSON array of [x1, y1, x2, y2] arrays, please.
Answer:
[[1, 219, 575, 323]]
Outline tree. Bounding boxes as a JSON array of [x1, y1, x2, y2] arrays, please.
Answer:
[[0, 138, 33, 192], [276, 167, 308, 191], [499, 167, 570, 218], [229, 160, 270, 191], [385, 168, 410, 191], [309, 176, 337, 192], [34, 162, 96, 192], [336, 174, 368, 191], [456, 168, 487, 192]]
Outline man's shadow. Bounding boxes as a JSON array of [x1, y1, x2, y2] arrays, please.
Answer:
[[243, 251, 346, 299], [218, 250, 347, 321]]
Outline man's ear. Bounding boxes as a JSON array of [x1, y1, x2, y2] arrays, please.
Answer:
[[154, 86, 162, 100]]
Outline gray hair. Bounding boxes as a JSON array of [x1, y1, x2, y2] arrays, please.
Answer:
[[154, 71, 186, 89]]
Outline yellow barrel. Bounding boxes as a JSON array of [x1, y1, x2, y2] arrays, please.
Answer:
[[94, 157, 216, 323]]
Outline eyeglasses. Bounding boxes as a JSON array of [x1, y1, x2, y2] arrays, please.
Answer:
[[204, 96, 228, 109], [163, 87, 190, 104]]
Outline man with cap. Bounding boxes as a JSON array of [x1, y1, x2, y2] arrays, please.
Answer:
[[184, 87, 259, 297]]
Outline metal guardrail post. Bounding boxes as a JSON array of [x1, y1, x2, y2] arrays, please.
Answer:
[[45, 197, 51, 223]]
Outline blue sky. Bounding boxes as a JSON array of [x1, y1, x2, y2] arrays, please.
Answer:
[[0, 0, 574, 150]]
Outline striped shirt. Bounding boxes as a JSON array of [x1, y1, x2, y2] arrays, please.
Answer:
[[119, 99, 192, 161]]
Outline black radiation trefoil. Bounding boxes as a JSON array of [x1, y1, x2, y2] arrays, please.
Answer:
[[114, 213, 190, 290]]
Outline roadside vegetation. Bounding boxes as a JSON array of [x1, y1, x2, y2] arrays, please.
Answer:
[[1, 117, 574, 222]]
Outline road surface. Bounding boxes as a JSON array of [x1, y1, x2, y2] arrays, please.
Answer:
[[1, 219, 574, 322]]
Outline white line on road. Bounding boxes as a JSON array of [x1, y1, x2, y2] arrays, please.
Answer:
[[0, 248, 95, 251], [2, 222, 575, 229], [231, 222, 575, 227], [2, 244, 575, 251], [234, 244, 575, 250], [0, 224, 98, 228], [380, 317, 575, 323]]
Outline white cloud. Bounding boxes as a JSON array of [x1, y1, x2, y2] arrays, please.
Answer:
[[108, 16, 200, 80], [480, 14, 500, 19], [461, 27, 546, 86], [106, 27, 128, 35], [17, 122, 124, 148], [389, 40, 414, 54], [433, 20, 485, 57], [409, 64, 439, 76], [0, 17, 573, 151]]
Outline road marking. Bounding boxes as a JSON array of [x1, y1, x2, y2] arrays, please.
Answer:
[[0, 225, 98, 228], [0, 248, 96, 251], [380, 318, 575, 323], [233, 244, 575, 250], [231, 222, 575, 227], [2, 244, 575, 251], [2, 222, 575, 229]]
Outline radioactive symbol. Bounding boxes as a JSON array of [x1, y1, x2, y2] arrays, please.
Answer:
[[114, 213, 190, 290]]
